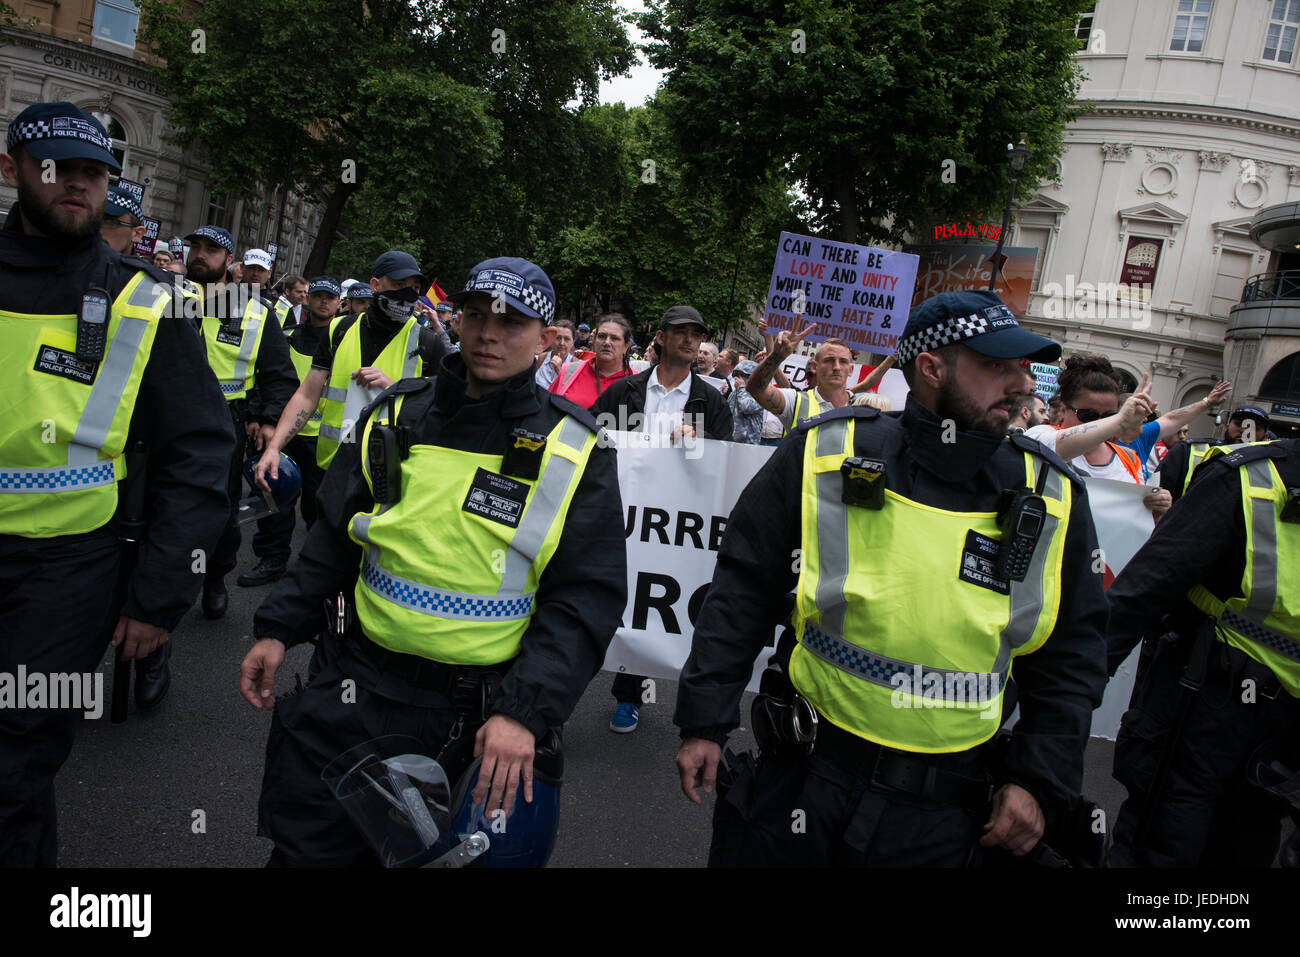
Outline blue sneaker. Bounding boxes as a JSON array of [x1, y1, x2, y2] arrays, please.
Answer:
[[609, 701, 640, 733]]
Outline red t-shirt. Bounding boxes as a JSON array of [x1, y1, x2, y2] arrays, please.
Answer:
[[548, 356, 631, 410]]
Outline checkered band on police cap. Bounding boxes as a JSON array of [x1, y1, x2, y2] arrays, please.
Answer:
[[7, 114, 113, 156], [895, 311, 991, 365], [462, 263, 555, 323]]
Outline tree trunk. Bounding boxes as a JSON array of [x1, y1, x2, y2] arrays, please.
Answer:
[[304, 181, 357, 276], [835, 159, 858, 244]]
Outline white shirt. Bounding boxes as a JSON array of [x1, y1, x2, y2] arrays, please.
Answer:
[[1025, 425, 1138, 482], [644, 367, 693, 438], [777, 387, 835, 431]]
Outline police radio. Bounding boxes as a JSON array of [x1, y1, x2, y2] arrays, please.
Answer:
[[77, 287, 110, 361], [1282, 488, 1300, 525], [994, 487, 1046, 582], [367, 396, 409, 505]]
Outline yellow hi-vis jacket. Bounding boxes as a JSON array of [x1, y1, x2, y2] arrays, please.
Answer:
[[286, 334, 322, 440], [201, 296, 269, 402], [0, 271, 169, 537], [1186, 444, 1300, 697], [316, 314, 422, 469], [789, 413, 1073, 753], [783, 388, 830, 436], [347, 389, 597, 664]]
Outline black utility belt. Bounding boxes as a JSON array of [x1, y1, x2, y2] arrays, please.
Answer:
[[812, 718, 992, 809], [1209, 634, 1286, 701], [349, 630, 512, 701], [227, 398, 248, 422]]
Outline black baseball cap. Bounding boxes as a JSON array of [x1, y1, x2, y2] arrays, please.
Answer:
[[371, 250, 427, 285], [897, 290, 1060, 364], [660, 305, 708, 333], [6, 102, 121, 171], [1230, 405, 1270, 427]]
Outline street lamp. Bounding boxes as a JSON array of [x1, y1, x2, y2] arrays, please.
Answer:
[[988, 133, 1032, 292]]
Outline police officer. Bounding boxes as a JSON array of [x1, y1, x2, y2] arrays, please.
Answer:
[[1159, 404, 1271, 503], [674, 290, 1109, 866], [250, 250, 452, 488], [0, 102, 232, 864], [239, 257, 627, 866], [1107, 438, 1300, 867], [99, 184, 146, 254], [238, 276, 339, 587], [344, 280, 372, 316], [185, 223, 298, 619], [240, 248, 277, 310]]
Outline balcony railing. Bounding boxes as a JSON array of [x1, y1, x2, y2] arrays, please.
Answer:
[[1241, 271, 1300, 304]]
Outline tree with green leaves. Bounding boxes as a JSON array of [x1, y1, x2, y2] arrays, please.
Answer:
[[137, 0, 635, 278], [540, 99, 798, 340], [642, 0, 1092, 245]]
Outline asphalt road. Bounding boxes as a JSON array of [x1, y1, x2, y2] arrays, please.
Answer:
[[57, 529, 1137, 868]]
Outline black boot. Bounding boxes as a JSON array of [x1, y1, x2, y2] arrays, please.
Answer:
[[135, 642, 172, 710], [202, 578, 228, 619], [236, 559, 287, 587]]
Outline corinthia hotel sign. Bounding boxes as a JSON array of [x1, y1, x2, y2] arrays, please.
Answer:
[[40, 52, 159, 95]]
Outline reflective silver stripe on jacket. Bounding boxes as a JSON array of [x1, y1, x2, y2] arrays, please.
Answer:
[[229, 300, 265, 394], [323, 385, 348, 402], [399, 321, 421, 378], [804, 417, 1056, 687], [1242, 459, 1279, 620]]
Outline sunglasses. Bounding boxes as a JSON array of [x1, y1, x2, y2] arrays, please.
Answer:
[[1065, 404, 1118, 423]]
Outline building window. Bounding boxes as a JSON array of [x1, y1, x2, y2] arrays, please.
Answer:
[[206, 192, 233, 231], [90, 112, 128, 169], [1076, 3, 1097, 50], [92, 0, 141, 49], [1169, 0, 1211, 53], [1263, 0, 1300, 63]]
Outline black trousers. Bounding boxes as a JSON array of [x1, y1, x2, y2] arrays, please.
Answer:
[[611, 671, 645, 704], [0, 531, 120, 866], [257, 638, 460, 867], [210, 412, 247, 584], [251, 435, 324, 566], [1110, 634, 1300, 867], [709, 747, 983, 867]]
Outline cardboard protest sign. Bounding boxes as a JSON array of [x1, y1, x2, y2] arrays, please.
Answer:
[[764, 231, 918, 357]]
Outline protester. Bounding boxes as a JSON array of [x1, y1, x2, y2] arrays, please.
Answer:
[[697, 341, 719, 376], [152, 248, 174, 269], [548, 313, 634, 409], [1007, 393, 1048, 433], [591, 305, 732, 733], [535, 318, 578, 388], [1047, 394, 1064, 426], [728, 359, 765, 444], [275, 273, 307, 327], [1024, 356, 1224, 522]]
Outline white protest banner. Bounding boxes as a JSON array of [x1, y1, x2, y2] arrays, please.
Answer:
[[764, 231, 919, 356], [603, 433, 779, 692], [1085, 476, 1158, 739]]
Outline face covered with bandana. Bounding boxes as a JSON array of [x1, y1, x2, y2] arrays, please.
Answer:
[[372, 279, 421, 323]]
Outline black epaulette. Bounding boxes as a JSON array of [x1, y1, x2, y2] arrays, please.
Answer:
[[358, 376, 433, 422], [548, 392, 601, 433], [1210, 441, 1291, 471], [794, 403, 879, 434], [120, 257, 175, 288], [1007, 431, 1086, 490]]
